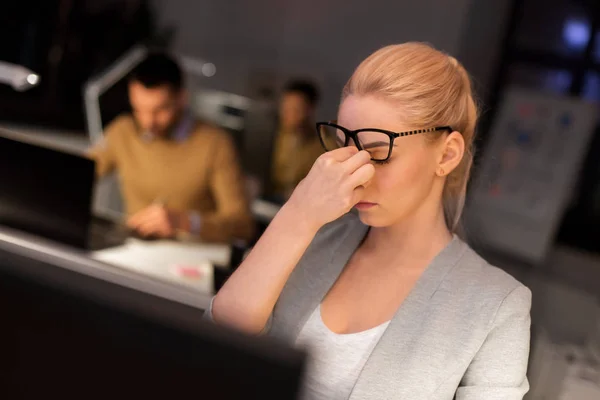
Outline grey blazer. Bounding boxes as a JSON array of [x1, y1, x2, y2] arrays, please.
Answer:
[[211, 212, 532, 399]]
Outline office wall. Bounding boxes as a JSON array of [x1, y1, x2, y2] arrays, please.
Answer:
[[151, 0, 285, 94], [456, 0, 514, 101], [152, 0, 480, 118]]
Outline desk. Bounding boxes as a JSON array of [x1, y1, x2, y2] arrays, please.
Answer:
[[0, 225, 227, 314], [92, 238, 230, 294]]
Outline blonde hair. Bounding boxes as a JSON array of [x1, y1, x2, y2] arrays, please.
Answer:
[[342, 42, 478, 232]]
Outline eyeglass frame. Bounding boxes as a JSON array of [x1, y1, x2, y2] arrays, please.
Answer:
[[316, 121, 454, 162]]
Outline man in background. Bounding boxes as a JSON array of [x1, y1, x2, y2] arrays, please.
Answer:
[[268, 79, 323, 202], [88, 53, 254, 243]]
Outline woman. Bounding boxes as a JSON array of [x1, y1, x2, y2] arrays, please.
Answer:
[[208, 43, 531, 400]]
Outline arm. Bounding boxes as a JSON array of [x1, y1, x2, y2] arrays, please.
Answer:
[[455, 286, 532, 400], [211, 147, 374, 334], [211, 203, 319, 333], [197, 134, 255, 243], [86, 116, 125, 178]]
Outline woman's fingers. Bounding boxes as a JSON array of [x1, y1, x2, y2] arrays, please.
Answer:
[[324, 146, 359, 162], [342, 150, 371, 174], [347, 163, 375, 190]]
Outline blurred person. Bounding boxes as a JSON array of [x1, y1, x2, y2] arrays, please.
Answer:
[[208, 43, 531, 399], [268, 79, 323, 202], [88, 53, 254, 243]]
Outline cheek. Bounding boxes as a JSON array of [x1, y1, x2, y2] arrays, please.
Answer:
[[284, 108, 301, 120], [371, 155, 435, 203], [157, 109, 176, 124], [134, 112, 152, 127]]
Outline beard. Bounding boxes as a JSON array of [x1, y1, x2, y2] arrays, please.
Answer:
[[134, 110, 183, 137]]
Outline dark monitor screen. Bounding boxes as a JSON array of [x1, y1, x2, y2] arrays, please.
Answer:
[[0, 260, 305, 399], [0, 133, 94, 248]]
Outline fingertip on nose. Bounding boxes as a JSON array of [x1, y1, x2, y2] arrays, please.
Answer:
[[367, 163, 376, 175]]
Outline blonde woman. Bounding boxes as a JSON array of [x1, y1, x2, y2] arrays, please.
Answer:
[[208, 43, 531, 400]]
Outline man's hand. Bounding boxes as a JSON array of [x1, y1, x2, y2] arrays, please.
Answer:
[[127, 204, 186, 238]]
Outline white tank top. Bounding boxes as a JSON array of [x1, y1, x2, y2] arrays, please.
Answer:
[[295, 305, 390, 400]]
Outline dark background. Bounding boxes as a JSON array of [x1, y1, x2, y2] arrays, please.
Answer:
[[1, 0, 600, 253]]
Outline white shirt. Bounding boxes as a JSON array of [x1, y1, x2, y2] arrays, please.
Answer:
[[295, 306, 390, 400]]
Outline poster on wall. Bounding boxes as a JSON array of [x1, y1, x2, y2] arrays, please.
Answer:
[[464, 87, 598, 264]]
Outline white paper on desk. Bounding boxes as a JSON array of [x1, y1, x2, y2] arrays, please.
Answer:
[[91, 239, 231, 294]]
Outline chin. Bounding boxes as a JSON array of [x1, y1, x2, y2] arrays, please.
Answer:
[[356, 210, 392, 228]]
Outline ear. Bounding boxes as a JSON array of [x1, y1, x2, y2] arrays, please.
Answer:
[[436, 131, 465, 177]]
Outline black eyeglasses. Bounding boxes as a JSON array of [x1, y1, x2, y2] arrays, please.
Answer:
[[316, 122, 453, 162]]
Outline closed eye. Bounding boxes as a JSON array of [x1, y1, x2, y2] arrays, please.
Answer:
[[373, 159, 391, 165]]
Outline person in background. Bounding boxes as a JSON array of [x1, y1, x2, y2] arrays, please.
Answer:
[[268, 79, 324, 202], [88, 53, 254, 243], [208, 43, 531, 399]]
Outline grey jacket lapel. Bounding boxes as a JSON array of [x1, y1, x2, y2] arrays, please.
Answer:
[[349, 237, 467, 399], [270, 214, 469, 399], [270, 213, 369, 341]]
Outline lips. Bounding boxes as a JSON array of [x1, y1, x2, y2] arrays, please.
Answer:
[[355, 202, 377, 209]]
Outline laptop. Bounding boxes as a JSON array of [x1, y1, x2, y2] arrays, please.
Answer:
[[0, 253, 306, 399], [0, 131, 128, 250]]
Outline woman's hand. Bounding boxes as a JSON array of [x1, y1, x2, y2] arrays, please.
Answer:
[[286, 147, 374, 231], [211, 147, 374, 334]]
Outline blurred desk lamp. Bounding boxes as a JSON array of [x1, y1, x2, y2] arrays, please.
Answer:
[[83, 45, 214, 145], [0, 61, 40, 91]]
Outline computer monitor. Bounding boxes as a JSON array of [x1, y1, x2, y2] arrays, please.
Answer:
[[0, 131, 95, 248], [0, 254, 306, 399]]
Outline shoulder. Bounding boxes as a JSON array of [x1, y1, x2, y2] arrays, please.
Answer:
[[452, 241, 528, 296], [282, 212, 367, 284], [103, 113, 137, 142], [191, 121, 233, 144], [190, 122, 238, 154], [308, 211, 366, 250], [319, 211, 364, 235], [306, 137, 325, 158], [442, 240, 531, 325], [292, 212, 368, 279], [105, 113, 136, 133]]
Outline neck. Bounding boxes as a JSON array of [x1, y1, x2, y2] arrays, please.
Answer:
[[362, 202, 453, 265], [149, 110, 187, 139]]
